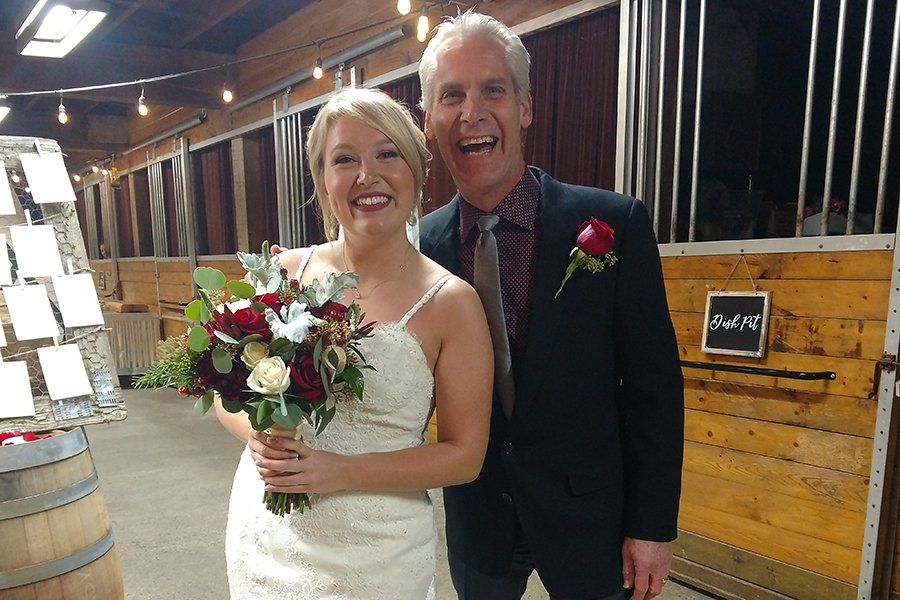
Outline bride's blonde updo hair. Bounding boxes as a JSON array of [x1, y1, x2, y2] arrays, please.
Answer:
[[306, 87, 430, 241]]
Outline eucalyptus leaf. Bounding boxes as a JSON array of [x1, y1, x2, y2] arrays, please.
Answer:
[[188, 327, 211, 352], [250, 302, 269, 315], [235, 333, 264, 349], [184, 300, 202, 321], [251, 415, 275, 431], [194, 392, 214, 416], [228, 280, 257, 299], [212, 347, 233, 374], [214, 330, 239, 344], [312, 336, 324, 370], [266, 276, 282, 293], [221, 399, 245, 413], [200, 302, 210, 323], [194, 266, 226, 291], [256, 398, 274, 426], [272, 402, 304, 428]]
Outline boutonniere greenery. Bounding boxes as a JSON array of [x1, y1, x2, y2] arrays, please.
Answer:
[[555, 218, 618, 298]]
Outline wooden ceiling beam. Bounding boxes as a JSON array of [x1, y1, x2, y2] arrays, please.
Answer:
[[93, 0, 152, 41]]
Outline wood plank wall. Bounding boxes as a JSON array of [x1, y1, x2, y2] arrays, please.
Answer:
[[663, 250, 892, 599]]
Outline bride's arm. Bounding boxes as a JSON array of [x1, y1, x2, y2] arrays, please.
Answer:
[[214, 396, 251, 442], [252, 278, 494, 493]]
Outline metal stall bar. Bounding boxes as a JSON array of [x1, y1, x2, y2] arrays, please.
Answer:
[[148, 160, 168, 257], [170, 153, 189, 255], [796, 0, 822, 237], [821, 0, 849, 237], [84, 184, 99, 260], [875, 0, 900, 234], [847, 0, 876, 235], [290, 113, 304, 246], [857, 223, 900, 600], [626, 0, 639, 196], [670, 0, 688, 243], [274, 104, 305, 249], [636, 0, 652, 204], [688, 0, 707, 242], [615, 0, 633, 195], [99, 176, 119, 290], [652, 0, 669, 238], [179, 139, 198, 299]]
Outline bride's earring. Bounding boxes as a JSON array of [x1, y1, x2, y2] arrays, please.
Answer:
[[406, 203, 421, 250]]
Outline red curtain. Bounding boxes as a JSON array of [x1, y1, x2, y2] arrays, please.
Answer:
[[116, 177, 136, 258], [196, 144, 236, 255]]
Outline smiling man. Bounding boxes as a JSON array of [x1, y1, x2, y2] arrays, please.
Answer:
[[418, 11, 685, 600]]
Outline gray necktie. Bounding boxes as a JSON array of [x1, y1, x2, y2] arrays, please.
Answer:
[[474, 214, 515, 420]]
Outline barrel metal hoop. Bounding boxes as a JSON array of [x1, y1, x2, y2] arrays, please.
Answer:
[[0, 428, 89, 473], [0, 527, 115, 590], [0, 471, 99, 521]]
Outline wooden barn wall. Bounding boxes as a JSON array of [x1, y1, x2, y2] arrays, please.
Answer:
[[662, 250, 892, 600]]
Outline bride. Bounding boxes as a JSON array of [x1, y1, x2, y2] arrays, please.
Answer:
[[214, 87, 493, 599]]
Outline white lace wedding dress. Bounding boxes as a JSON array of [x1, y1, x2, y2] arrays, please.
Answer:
[[224, 248, 449, 600]]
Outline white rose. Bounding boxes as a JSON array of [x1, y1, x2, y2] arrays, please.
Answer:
[[241, 341, 269, 369], [247, 356, 291, 396]]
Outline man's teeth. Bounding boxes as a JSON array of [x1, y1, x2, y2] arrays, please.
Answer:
[[355, 195, 390, 206], [461, 136, 495, 145], [459, 136, 498, 154]]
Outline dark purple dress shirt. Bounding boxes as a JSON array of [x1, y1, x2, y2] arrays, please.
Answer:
[[458, 168, 542, 362]]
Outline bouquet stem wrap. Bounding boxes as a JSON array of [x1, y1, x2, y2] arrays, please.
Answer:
[[263, 424, 309, 516]]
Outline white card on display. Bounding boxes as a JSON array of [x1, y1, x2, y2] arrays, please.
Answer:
[[3, 284, 59, 340], [0, 320, 8, 348], [9, 225, 64, 277], [38, 345, 94, 400], [18, 152, 77, 204], [0, 234, 12, 286], [0, 361, 35, 418], [53, 273, 104, 327], [0, 161, 17, 215]]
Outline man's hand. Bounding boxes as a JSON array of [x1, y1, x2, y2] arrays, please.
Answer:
[[622, 537, 672, 600]]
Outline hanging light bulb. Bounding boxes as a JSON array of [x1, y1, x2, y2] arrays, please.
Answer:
[[417, 11, 430, 42], [92, 165, 100, 173], [222, 87, 234, 103], [24, 187, 30, 194], [101, 168, 108, 176], [57, 96, 68, 124], [138, 85, 148, 116], [397, 0, 411, 15], [73, 173, 81, 182], [313, 57, 324, 80], [11, 171, 20, 183]]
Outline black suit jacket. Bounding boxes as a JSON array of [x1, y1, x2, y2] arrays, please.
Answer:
[[420, 168, 684, 599]]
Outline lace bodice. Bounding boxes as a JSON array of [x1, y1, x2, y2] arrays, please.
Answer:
[[224, 248, 451, 600]]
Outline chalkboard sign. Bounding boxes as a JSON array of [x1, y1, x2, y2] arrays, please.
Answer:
[[701, 291, 772, 358]]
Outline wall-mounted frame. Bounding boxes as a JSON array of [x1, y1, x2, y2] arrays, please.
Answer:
[[701, 291, 772, 358]]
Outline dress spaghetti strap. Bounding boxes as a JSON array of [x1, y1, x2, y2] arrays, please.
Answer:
[[399, 275, 454, 327], [294, 245, 318, 280]]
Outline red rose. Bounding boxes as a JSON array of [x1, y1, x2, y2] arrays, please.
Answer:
[[289, 356, 327, 403], [252, 293, 281, 312], [0, 430, 21, 443], [576, 218, 614, 256], [232, 307, 273, 343], [309, 301, 348, 321]]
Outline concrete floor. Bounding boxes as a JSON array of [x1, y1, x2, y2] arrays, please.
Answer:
[[84, 388, 719, 600]]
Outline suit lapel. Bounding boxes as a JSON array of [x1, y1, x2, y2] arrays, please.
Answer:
[[422, 199, 461, 274]]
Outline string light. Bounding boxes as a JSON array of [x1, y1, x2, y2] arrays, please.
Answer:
[[417, 9, 430, 42], [101, 168, 108, 176], [313, 42, 324, 79], [222, 87, 234, 103], [57, 95, 68, 124], [397, 0, 411, 15], [73, 173, 81, 182], [92, 165, 100, 173], [11, 171, 20, 183], [138, 85, 148, 116]]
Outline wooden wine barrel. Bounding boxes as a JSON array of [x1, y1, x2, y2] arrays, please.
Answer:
[[0, 428, 124, 599]]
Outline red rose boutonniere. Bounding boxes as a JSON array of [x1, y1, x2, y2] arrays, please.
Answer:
[[555, 218, 618, 298]]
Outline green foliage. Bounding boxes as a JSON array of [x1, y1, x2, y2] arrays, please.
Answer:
[[188, 327, 210, 352], [185, 300, 203, 321], [228, 280, 257, 299], [193, 266, 226, 291], [194, 392, 214, 416], [212, 347, 233, 374], [340, 366, 365, 401]]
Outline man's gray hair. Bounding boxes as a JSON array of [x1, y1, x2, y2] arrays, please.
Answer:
[[418, 11, 531, 111]]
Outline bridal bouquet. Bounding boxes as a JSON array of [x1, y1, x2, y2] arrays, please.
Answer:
[[135, 242, 375, 516]]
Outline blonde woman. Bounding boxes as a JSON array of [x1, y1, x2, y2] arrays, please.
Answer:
[[215, 88, 493, 599]]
